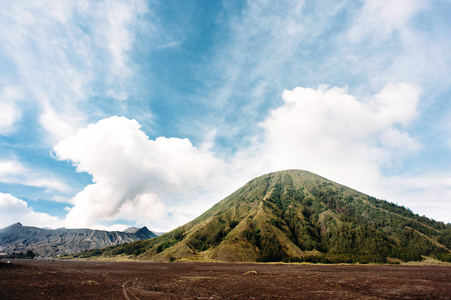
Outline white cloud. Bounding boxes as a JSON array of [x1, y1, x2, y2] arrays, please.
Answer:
[[53, 116, 225, 229], [0, 0, 149, 142], [371, 83, 421, 127], [343, 0, 451, 91], [347, 0, 427, 42], [0, 159, 69, 192], [89, 0, 149, 94], [156, 41, 181, 49], [89, 223, 130, 232], [0, 193, 62, 228], [0, 102, 19, 134], [0, 160, 25, 175], [380, 128, 421, 155], [52, 196, 73, 204], [116, 192, 167, 225], [39, 103, 84, 142], [0, 86, 23, 135], [379, 174, 451, 222]]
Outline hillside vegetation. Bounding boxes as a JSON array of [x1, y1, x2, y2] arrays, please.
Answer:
[[77, 170, 451, 263]]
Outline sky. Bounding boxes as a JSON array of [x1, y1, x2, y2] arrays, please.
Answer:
[[0, 0, 450, 232]]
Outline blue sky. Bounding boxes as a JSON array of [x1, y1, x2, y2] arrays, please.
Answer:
[[0, 0, 450, 231]]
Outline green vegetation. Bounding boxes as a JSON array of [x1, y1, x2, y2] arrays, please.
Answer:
[[76, 170, 451, 264], [25, 250, 36, 259], [6, 250, 37, 259]]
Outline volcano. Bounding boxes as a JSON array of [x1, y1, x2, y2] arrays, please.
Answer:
[[79, 170, 451, 263]]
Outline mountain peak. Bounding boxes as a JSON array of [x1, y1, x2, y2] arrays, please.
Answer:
[[123, 226, 140, 234], [0, 222, 23, 232], [139, 226, 149, 231], [133, 226, 156, 240]]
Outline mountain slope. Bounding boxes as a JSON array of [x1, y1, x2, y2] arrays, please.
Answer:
[[0, 223, 157, 257], [80, 170, 451, 263]]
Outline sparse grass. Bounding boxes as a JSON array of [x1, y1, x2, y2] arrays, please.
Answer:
[[58, 256, 73, 260], [177, 256, 216, 262], [245, 271, 258, 275], [404, 256, 451, 265]]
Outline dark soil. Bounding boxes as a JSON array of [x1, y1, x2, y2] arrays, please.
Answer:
[[1, 259, 450, 299]]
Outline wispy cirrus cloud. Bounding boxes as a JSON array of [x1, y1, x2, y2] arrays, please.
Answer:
[[344, 0, 451, 90], [0, 0, 149, 142], [347, 0, 427, 42], [0, 159, 69, 192]]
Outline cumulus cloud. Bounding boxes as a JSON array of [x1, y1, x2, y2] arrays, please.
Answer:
[[0, 193, 62, 228], [53, 116, 225, 229], [116, 192, 166, 226]]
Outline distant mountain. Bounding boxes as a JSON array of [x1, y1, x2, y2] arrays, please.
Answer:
[[0, 222, 158, 257], [79, 170, 451, 263]]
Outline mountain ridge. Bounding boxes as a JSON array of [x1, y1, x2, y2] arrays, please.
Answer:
[[0, 222, 158, 257]]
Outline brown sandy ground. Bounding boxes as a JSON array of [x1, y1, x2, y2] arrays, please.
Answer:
[[1, 259, 450, 299]]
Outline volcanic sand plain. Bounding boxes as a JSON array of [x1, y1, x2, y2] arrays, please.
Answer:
[[1, 259, 450, 299]]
